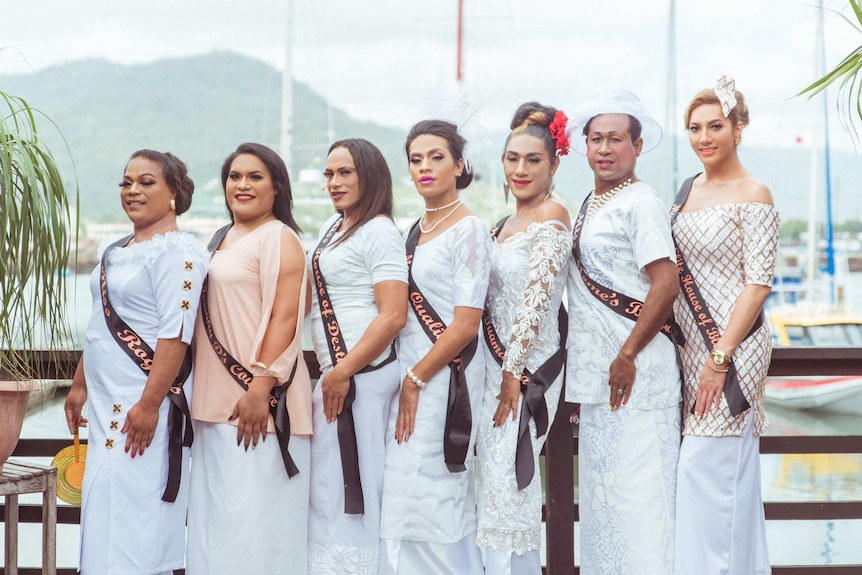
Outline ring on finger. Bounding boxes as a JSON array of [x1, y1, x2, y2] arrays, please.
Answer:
[[616, 389, 624, 396]]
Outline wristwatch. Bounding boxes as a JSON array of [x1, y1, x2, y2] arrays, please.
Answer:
[[710, 349, 731, 366]]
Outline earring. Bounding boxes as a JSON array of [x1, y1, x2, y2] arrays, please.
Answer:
[[503, 183, 510, 204], [170, 198, 176, 211], [545, 179, 555, 200], [735, 136, 742, 146]]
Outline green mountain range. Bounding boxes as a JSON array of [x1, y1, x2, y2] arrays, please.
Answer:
[[2, 51, 860, 225]]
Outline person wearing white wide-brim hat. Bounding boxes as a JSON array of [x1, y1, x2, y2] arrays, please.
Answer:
[[564, 86, 682, 575], [564, 86, 664, 154]]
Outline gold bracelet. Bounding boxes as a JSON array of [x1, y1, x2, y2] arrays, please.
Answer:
[[706, 362, 729, 374]]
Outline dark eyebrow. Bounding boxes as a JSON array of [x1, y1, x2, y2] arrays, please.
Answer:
[[505, 150, 544, 157], [589, 130, 628, 138]]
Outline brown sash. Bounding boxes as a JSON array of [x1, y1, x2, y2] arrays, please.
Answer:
[[310, 216, 397, 514], [203, 225, 300, 478], [483, 216, 568, 490], [671, 175, 764, 416], [572, 194, 685, 347], [100, 235, 193, 503], [405, 220, 478, 473]]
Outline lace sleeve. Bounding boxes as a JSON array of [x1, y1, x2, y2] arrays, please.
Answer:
[[502, 223, 572, 376]]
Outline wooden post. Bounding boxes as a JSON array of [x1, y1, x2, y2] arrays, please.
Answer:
[[5, 492, 19, 575], [43, 467, 57, 575], [544, 392, 576, 575]]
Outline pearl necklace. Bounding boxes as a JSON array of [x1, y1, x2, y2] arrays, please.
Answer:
[[425, 197, 462, 213], [586, 178, 632, 220], [420, 199, 463, 234]]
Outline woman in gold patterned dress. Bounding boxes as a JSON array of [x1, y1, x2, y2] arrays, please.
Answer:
[[672, 79, 779, 575]]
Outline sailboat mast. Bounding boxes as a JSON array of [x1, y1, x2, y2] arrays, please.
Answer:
[[817, 0, 836, 304], [662, 0, 679, 203], [280, 0, 293, 170], [457, 0, 464, 82]]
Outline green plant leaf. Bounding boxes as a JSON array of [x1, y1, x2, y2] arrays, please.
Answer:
[[0, 86, 76, 381]]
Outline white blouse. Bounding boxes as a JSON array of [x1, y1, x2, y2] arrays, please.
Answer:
[[308, 214, 408, 372]]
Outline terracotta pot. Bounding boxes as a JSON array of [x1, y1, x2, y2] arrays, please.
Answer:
[[0, 380, 40, 467]]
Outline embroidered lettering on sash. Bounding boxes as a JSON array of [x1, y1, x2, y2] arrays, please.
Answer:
[[671, 175, 763, 416], [572, 198, 684, 346], [483, 216, 568, 490], [309, 217, 398, 515], [405, 220, 477, 474], [100, 235, 193, 503], [202, 224, 300, 479]]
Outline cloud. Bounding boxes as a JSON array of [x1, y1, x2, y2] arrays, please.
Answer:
[[2, 0, 859, 150]]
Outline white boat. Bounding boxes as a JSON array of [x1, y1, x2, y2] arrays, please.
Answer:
[[766, 374, 862, 414], [765, 307, 862, 414]]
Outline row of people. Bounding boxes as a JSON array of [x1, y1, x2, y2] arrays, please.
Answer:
[[64, 79, 778, 575]]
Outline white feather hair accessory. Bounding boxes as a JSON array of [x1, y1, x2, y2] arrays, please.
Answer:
[[412, 79, 491, 174]]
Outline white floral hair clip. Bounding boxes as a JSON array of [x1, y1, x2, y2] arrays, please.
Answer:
[[714, 75, 737, 118]]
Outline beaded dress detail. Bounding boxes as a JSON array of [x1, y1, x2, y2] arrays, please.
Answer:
[[673, 203, 779, 437]]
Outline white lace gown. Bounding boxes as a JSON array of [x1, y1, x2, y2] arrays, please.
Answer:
[[379, 216, 492, 575], [80, 232, 208, 575], [307, 214, 408, 575], [476, 221, 572, 572]]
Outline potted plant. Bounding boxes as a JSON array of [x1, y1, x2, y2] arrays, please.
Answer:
[[1, 69, 76, 466]]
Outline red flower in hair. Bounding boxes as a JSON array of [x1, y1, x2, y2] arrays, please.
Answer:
[[549, 110, 570, 156]]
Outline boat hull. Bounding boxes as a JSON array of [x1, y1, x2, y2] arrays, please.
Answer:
[[765, 376, 862, 414]]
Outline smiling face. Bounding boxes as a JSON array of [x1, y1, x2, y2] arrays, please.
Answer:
[[585, 113, 642, 192], [225, 153, 276, 224], [120, 156, 176, 228], [503, 133, 559, 203], [688, 103, 742, 166], [407, 134, 464, 203], [324, 146, 361, 220]]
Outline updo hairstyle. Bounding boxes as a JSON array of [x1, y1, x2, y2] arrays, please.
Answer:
[[128, 149, 195, 216], [684, 88, 750, 128], [506, 102, 559, 159], [405, 119, 474, 189]]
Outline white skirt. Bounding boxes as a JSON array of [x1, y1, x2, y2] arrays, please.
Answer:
[[308, 362, 401, 575], [79, 398, 188, 575], [675, 409, 770, 575], [380, 532, 484, 575], [475, 357, 563, 562], [578, 402, 680, 575], [186, 421, 310, 575]]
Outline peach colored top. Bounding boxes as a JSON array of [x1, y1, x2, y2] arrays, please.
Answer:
[[191, 219, 312, 435]]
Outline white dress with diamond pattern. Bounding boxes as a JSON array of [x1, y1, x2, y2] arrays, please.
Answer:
[[673, 202, 779, 437], [80, 232, 207, 575], [672, 201, 779, 575]]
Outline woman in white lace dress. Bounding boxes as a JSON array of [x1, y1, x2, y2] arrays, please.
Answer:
[[307, 139, 408, 574], [476, 102, 572, 575], [380, 120, 492, 575]]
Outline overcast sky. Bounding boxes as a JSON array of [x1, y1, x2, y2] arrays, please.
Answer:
[[2, 0, 860, 151]]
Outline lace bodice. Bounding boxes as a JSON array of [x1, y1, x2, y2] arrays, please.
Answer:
[[487, 222, 572, 375]]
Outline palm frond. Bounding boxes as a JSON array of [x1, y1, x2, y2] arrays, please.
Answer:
[[798, 0, 862, 139]]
